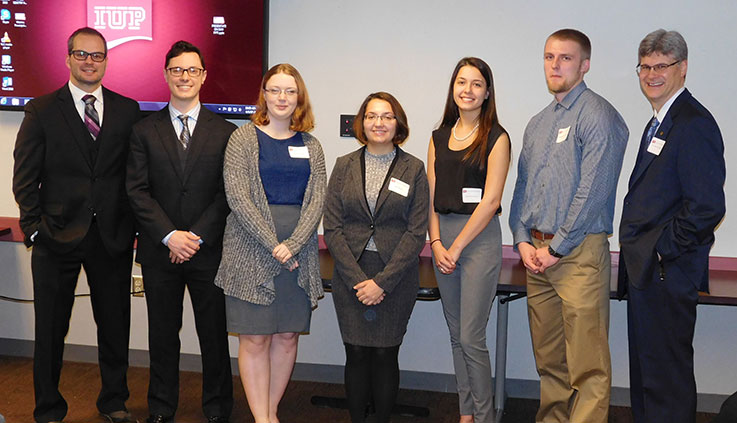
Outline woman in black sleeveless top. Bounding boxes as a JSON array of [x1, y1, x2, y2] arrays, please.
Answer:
[[426, 57, 511, 423]]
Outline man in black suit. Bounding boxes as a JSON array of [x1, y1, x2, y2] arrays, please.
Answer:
[[126, 41, 235, 423], [12, 27, 140, 423], [619, 29, 726, 423]]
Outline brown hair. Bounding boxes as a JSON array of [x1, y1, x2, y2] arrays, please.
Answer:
[[352, 92, 409, 145], [67, 27, 107, 55], [548, 28, 591, 60], [251, 63, 314, 132], [439, 57, 499, 169]]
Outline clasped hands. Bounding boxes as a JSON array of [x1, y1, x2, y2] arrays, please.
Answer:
[[518, 242, 559, 274], [168, 230, 201, 264], [432, 242, 460, 275], [354, 279, 385, 306], [273, 243, 299, 271]]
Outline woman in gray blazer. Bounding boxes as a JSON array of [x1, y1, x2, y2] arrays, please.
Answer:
[[324, 92, 429, 423]]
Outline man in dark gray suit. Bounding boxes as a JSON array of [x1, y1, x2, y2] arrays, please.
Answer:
[[13, 27, 140, 423], [126, 41, 235, 423]]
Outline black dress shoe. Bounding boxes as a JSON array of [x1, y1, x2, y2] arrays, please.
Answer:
[[146, 415, 173, 423], [101, 411, 139, 423], [206, 417, 229, 423]]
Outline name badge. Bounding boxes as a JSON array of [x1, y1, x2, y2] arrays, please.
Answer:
[[647, 137, 666, 156], [556, 126, 570, 143], [462, 187, 482, 203], [288, 146, 310, 159], [388, 177, 409, 197]]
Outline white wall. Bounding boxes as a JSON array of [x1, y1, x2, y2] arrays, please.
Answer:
[[1, 0, 736, 396]]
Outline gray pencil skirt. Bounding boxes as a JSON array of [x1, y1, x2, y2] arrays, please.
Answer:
[[225, 204, 311, 335]]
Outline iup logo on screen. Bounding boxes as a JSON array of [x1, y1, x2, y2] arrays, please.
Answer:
[[87, 0, 152, 49]]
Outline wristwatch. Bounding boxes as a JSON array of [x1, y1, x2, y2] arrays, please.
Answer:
[[548, 245, 564, 258]]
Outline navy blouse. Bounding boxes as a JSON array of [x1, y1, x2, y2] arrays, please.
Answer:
[[257, 127, 310, 205]]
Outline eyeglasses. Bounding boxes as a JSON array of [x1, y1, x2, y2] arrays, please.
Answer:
[[70, 50, 107, 62], [364, 114, 396, 123], [166, 67, 205, 77], [636, 60, 680, 75], [264, 87, 298, 97]]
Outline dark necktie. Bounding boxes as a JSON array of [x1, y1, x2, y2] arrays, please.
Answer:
[[82, 94, 100, 140], [640, 117, 659, 155], [178, 115, 191, 150]]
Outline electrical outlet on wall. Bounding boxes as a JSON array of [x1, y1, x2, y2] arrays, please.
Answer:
[[340, 114, 356, 138], [132, 275, 144, 297]]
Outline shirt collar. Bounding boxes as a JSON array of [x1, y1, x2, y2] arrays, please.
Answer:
[[168, 102, 201, 123], [555, 80, 588, 110], [653, 86, 685, 122], [68, 81, 103, 107]]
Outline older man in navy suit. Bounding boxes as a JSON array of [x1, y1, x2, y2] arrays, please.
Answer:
[[619, 29, 726, 423]]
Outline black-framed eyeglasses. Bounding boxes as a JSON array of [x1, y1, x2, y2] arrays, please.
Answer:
[[636, 60, 680, 75], [70, 50, 107, 62], [166, 66, 205, 77]]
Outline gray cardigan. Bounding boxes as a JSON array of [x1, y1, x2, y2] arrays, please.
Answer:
[[214, 122, 326, 307]]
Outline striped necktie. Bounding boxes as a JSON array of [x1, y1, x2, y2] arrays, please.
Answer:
[[178, 115, 191, 150], [82, 94, 100, 140], [640, 117, 659, 155]]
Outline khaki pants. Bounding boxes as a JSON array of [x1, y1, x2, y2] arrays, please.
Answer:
[[526, 233, 612, 423]]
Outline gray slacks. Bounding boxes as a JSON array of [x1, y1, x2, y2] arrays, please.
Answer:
[[435, 213, 501, 423]]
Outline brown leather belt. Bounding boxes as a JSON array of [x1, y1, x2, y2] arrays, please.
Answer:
[[531, 229, 554, 240]]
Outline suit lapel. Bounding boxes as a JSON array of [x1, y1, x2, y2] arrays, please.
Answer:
[[628, 90, 689, 188], [56, 86, 94, 170], [152, 107, 185, 182], [628, 122, 656, 188], [350, 150, 372, 217], [374, 148, 407, 215], [181, 107, 212, 183]]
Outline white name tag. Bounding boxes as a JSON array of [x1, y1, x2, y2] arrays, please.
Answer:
[[288, 146, 310, 159], [556, 126, 570, 143], [647, 136, 666, 156], [462, 187, 482, 203], [388, 177, 409, 197]]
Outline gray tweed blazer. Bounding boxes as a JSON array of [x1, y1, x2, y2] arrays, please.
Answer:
[[323, 147, 429, 293]]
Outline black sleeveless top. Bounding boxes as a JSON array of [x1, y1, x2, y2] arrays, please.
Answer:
[[432, 124, 506, 215]]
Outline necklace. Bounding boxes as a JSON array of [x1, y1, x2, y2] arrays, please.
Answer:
[[452, 119, 479, 141]]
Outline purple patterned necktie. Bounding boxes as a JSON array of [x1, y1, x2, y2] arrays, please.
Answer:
[[178, 115, 191, 150], [82, 94, 100, 140]]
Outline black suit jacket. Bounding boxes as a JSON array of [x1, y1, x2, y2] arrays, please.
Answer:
[[12, 84, 141, 255], [618, 89, 725, 295], [126, 106, 236, 269], [323, 147, 429, 293]]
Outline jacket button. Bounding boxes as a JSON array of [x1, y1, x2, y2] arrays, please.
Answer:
[[369, 224, 374, 230]]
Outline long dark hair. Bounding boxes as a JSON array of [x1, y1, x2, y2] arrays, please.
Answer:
[[439, 57, 499, 169]]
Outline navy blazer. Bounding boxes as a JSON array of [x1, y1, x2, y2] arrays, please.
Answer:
[[618, 89, 725, 295], [13, 84, 141, 255], [323, 147, 429, 293], [126, 106, 236, 269]]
